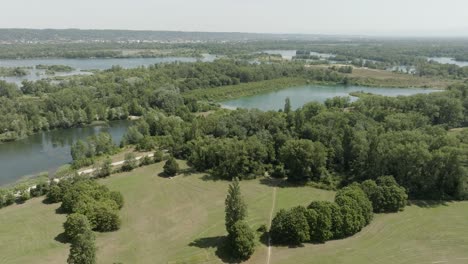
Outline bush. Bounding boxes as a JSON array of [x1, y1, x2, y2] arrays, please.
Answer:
[[64, 213, 92, 241], [5, 192, 16, 205], [30, 182, 50, 197], [139, 155, 153, 166], [229, 221, 256, 260], [110, 191, 124, 209], [153, 149, 164, 162], [121, 153, 138, 171], [270, 207, 310, 245], [47, 184, 63, 203], [95, 158, 112, 178], [163, 156, 179, 176], [19, 191, 30, 203]]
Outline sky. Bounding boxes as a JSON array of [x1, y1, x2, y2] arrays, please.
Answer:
[[1, 0, 468, 37]]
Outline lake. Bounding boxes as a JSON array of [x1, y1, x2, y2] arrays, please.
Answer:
[[0, 54, 217, 85], [428, 57, 468, 67], [0, 120, 131, 186], [262, 50, 333, 60], [220, 84, 441, 111]]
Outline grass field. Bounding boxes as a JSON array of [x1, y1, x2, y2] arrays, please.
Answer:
[[1, 161, 468, 264]]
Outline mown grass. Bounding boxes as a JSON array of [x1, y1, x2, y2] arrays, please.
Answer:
[[1, 161, 468, 264]]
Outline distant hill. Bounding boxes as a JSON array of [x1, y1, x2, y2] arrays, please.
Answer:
[[0, 28, 345, 44]]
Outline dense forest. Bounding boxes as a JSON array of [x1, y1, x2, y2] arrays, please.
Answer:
[[0, 60, 349, 142], [0, 57, 467, 202]]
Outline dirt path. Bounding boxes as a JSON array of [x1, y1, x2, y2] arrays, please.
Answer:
[[266, 186, 277, 264], [78, 153, 154, 175]]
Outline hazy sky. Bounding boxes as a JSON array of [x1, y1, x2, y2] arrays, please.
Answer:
[[2, 0, 467, 36]]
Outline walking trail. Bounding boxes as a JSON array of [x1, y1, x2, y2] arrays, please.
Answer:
[[266, 185, 277, 264], [78, 153, 154, 175]]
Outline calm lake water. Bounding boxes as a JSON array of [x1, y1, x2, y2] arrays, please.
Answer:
[[262, 50, 333, 60], [0, 120, 131, 185], [428, 57, 468, 67], [0, 54, 217, 85], [221, 84, 441, 111]]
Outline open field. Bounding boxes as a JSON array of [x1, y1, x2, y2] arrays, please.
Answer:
[[307, 65, 456, 88], [1, 161, 468, 263]]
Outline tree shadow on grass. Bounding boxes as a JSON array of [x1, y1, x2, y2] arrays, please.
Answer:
[[189, 236, 236, 263], [54, 232, 68, 244], [410, 200, 450, 208], [259, 177, 306, 188]]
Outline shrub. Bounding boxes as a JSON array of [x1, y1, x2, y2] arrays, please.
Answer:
[[93, 203, 121, 232], [153, 149, 164, 162], [64, 213, 92, 241], [5, 192, 16, 206], [139, 155, 153, 166], [163, 156, 179, 176], [96, 158, 112, 178], [229, 221, 256, 260], [30, 182, 50, 197], [121, 153, 138, 171], [110, 191, 124, 209], [19, 191, 30, 203], [47, 184, 63, 203]]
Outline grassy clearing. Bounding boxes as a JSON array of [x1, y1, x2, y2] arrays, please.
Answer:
[[307, 65, 456, 88], [183, 77, 308, 101], [1, 161, 468, 263], [0, 161, 333, 264], [271, 201, 468, 264]]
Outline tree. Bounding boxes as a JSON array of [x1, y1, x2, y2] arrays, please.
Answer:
[[67, 230, 96, 264], [270, 207, 310, 245], [284, 97, 292, 113], [225, 178, 247, 234], [229, 221, 256, 260], [93, 204, 121, 232], [361, 176, 407, 213], [279, 139, 327, 182], [307, 201, 333, 242], [163, 156, 179, 176], [121, 153, 138, 171], [64, 213, 92, 241]]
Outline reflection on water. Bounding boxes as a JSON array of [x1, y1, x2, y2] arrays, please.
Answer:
[[220, 84, 441, 111], [0, 120, 131, 185], [0, 54, 217, 85]]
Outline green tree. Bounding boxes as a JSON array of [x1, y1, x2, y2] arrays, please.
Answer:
[[67, 230, 96, 264], [63, 213, 92, 241], [163, 156, 179, 176], [225, 178, 247, 234], [229, 221, 256, 260], [284, 97, 292, 113], [279, 139, 327, 182], [270, 207, 310, 245]]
